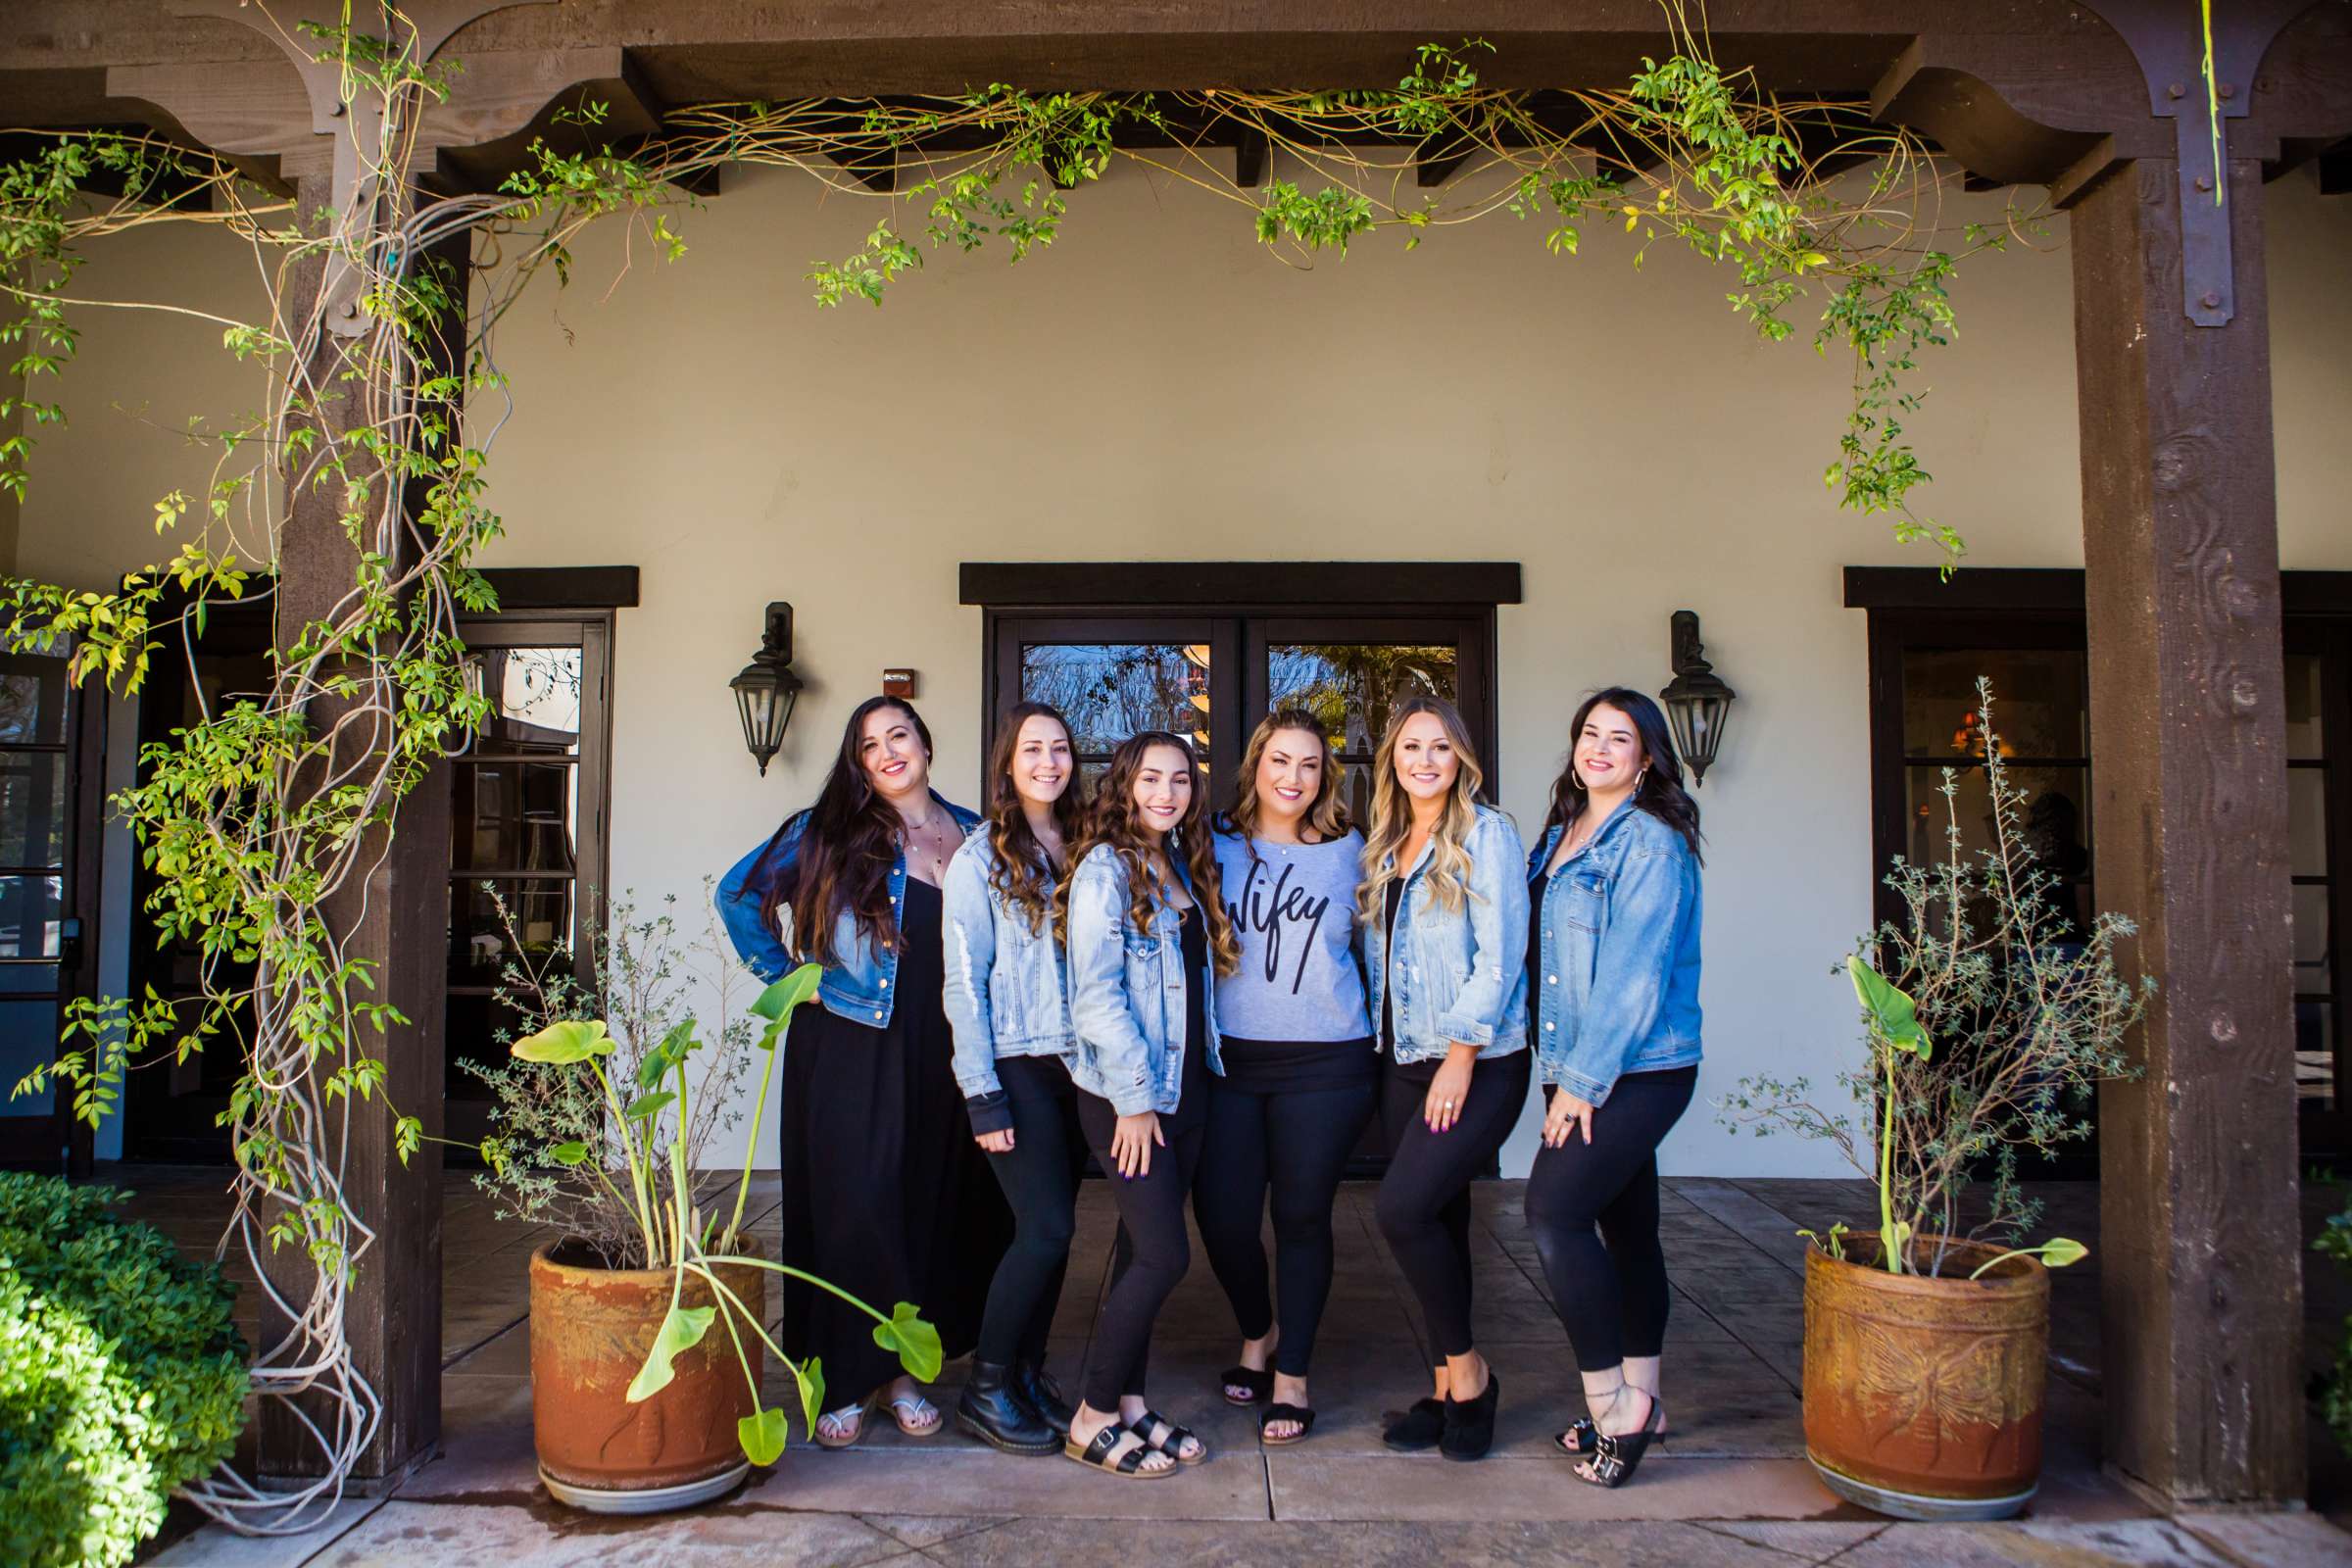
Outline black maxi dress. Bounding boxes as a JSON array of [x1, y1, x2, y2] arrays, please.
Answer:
[[775, 875, 1014, 1406]]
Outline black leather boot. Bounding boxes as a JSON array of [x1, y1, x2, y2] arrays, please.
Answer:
[[1009, 1358, 1075, 1439], [956, 1360, 1058, 1454]]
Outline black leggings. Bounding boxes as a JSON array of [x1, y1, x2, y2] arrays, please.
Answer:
[[1074, 1090, 1207, 1412], [1523, 1066, 1697, 1371], [1373, 1050, 1531, 1361], [1192, 1053, 1376, 1378], [975, 1054, 1088, 1367]]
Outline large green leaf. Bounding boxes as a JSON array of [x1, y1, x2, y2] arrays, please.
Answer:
[[626, 1301, 714, 1402], [870, 1300, 943, 1382], [753, 963, 825, 1049], [1848, 956, 1932, 1061], [737, 1404, 788, 1466], [548, 1141, 589, 1166], [795, 1355, 826, 1441], [511, 1018, 613, 1065], [622, 1091, 675, 1122], [2040, 1237, 2087, 1268]]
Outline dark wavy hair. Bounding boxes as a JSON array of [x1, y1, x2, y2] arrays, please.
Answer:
[[1541, 687, 1703, 861], [982, 702, 1083, 935], [749, 696, 935, 967], [1054, 730, 1239, 976]]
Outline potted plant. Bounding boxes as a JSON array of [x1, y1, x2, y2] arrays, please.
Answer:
[[469, 893, 939, 1513], [1721, 682, 2145, 1521]]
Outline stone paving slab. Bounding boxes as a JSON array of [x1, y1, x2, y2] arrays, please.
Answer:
[[744, 1446, 1273, 1520], [2179, 1511, 2352, 1567], [307, 1500, 917, 1566], [1265, 1451, 1849, 1523]]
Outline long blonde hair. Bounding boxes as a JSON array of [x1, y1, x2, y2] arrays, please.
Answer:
[[1221, 709, 1351, 849], [1357, 695, 1489, 924], [1054, 731, 1241, 977]]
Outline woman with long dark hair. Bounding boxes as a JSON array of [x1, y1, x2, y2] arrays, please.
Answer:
[[1359, 695, 1530, 1462], [1521, 687, 1704, 1491], [715, 695, 1009, 1446], [942, 702, 1089, 1453], [1056, 730, 1238, 1478], [1196, 709, 1374, 1445]]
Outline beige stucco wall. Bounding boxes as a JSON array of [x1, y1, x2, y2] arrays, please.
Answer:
[[21, 156, 2352, 1175]]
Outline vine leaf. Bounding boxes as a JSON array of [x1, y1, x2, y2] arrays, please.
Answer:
[[627, 1302, 715, 1402], [871, 1301, 943, 1382], [1848, 956, 1931, 1061]]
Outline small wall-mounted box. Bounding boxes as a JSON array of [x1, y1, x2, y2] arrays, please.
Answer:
[[882, 668, 917, 699]]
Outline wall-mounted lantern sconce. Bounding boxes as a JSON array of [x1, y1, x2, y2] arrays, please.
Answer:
[[731, 602, 804, 777], [1660, 610, 1736, 788]]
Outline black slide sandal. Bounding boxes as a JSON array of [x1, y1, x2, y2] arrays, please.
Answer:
[[1064, 1422, 1176, 1479], [1133, 1409, 1208, 1465], [1220, 1364, 1273, 1405], [1260, 1402, 1317, 1446]]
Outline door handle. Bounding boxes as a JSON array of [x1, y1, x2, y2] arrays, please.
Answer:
[[56, 916, 82, 974]]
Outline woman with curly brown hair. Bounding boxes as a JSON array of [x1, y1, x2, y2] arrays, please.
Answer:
[[1196, 709, 1376, 1445], [1056, 729, 1239, 1478]]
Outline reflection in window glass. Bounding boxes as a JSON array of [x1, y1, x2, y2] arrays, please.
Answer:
[[2291, 766, 2329, 879], [0, 874, 62, 958], [0, 656, 65, 746], [2286, 654, 2325, 762], [0, 753, 66, 869], [2294, 882, 2332, 994], [1270, 645, 1455, 755], [448, 877, 576, 988], [1020, 644, 1210, 758], [1905, 764, 2094, 936], [1900, 651, 2087, 759], [0, 1000, 58, 1115], [2300, 1002, 2335, 1106], [471, 648, 583, 751]]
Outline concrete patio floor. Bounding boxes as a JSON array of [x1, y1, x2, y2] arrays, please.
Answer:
[[100, 1166, 2352, 1566]]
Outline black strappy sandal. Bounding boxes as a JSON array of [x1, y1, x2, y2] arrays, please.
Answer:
[[1064, 1422, 1177, 1480], [1220, 1364, 1273, 1405], [1557, 1407, 1667, 1455], [1573, 1393, 1663, 1489], [1260, 1402, 1317, 1446], [1132, 1409, 1208, 1465]]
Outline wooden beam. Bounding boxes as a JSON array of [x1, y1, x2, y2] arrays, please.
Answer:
[[2073, 154, 2303, 1507], [959, 560, 1523, 607], [1234, 126, 1268, 187]]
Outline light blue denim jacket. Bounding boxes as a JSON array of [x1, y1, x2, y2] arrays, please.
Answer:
[[715, 792, 984, 1028], [1360, 804, 1531, 1064], [1526, 803, 1703, 1104], [1063, 842, 1224, 1116], [942, 831, 1075, 1100]]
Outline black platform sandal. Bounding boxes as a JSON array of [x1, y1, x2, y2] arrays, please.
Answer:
[[1557, 1406, 1666, 1455], [1260, 1402, 1317, 1446], [1220, 1364, 1273, 1405], [1440, 1369, 1501, 1462], [1064, 1422, 1177, 1479], [1382, 1396, 1446, 1451], [1132, 1409, 1208, 1465], [1573, 1392, 1663, 1489]]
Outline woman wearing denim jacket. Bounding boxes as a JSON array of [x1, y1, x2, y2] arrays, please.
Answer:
[[1054, 730, 1237, 1479], [1522, 687, 1704, 1492], [1358, 696, 1531, 1462], [941, 703, 1088, 1455], [715, 696, 1007, 1448]]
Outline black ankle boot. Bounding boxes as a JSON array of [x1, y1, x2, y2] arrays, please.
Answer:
[[1009, 1358, 1074, 1438], [956, 1360, 1058, 1454], [1440, 1368, 1500, 1461]]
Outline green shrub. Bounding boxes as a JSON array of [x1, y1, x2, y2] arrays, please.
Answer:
[[2316, 1190, 2352, 1456], [0, 1173, 246, 1567]]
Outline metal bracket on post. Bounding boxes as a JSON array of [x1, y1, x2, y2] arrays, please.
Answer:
[[2098, 0, 2315, 327]]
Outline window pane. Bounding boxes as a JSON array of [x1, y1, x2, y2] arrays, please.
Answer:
[[452, 760, 579, 873], [1901, 651, 2087, 759], [449, 876, 575, 989], [1270, 644, 1456, 755], [447, 987, 542, 1099], [2295, 882, 2331, 994], [0, 999, 58, 1115], [0, 655, 67, 745], [472, 647, 583, 753], [2297, 1000, 2335, 1108], [1905, 765, 2093, 925], [0, 875, 62, 959], [2291, 766, 2329, 879], [0, 752, 66, 869], [1020, 644, 1211, 757], [2285, 654, 2325, 762]]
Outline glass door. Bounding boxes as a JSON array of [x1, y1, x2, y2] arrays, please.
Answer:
[[990, 616, 1241, 795], [1247, 616, 1494, 815]]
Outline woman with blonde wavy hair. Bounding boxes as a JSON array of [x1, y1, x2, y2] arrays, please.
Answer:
[[1357, 695, 1531, 1462], [1196, 710, 1376, 1445], [1055, 730, 1238, 1478]]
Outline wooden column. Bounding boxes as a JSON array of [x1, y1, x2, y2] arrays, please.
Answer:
[[2074, 155, 2303, 1505], [259, 173, 452, 1488]]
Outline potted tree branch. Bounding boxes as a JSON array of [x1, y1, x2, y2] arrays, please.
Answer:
[[1721, 682, 2146, 1520], [470, 894, 939, 1513]]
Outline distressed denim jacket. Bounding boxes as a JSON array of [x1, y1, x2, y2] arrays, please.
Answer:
[[942, 831, 1076, 1102], [715, 792, 983, 1028], [1360, 804, 1531, 1064], [1063, 843, 1225, 1116], [1525, 802, 1703, 1104]]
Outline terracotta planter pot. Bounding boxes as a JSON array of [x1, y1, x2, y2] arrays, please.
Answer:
[[1802, 1235, 2049, 1521], [528, 1241, 765, 1513]]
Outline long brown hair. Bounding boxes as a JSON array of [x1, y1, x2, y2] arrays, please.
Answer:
[[768, 696, 933, 966], [983, 702, 1084, 934], [1357, 695, 1489, 923], [1220, 708, 1351, 851], [1055, 730, 1239, 976]]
